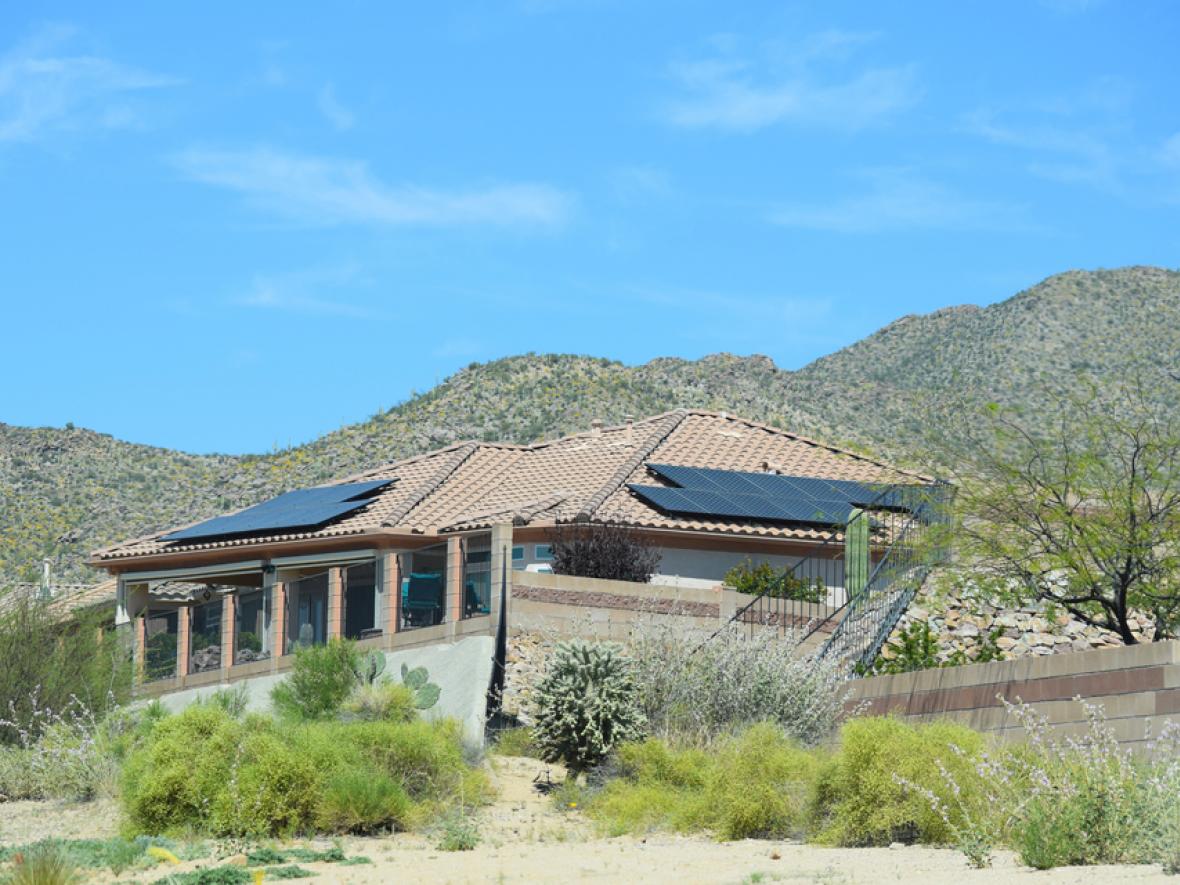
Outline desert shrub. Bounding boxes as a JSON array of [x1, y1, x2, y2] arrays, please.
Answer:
[[435, 811, 481, 851], [533, 640, 646, 774], [340, 681, 416, 723], [628, 622, 848, 745], [724, 560, 824, 603], [590, 724, 820, 840], [549, 523, 660, 583], [205, 684, 250, 718], [1003, 699, 1177, 869], [2, 841, 81, 885], [490, 726, 538, 758], [121, 705, 247, 835], [269, 639, 358, 721], [316, 769, 412, 834], [212, 730, 319, 837], [121, 700, 486, 839], [0, 595, 130, 747], [810, 717, 988, 846], [0, 694, 128, 801]]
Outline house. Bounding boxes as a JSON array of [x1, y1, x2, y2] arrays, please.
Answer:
[[89, 410, 929, 695]]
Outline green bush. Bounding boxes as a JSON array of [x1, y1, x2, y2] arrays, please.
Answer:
[[2, 840, 81, 885], [340, 681, 416, 723], [588, 724, 819, 840], [270, 639, 359, 720], [533, 640, 646, 775], [723, 560, 823, 603], [490, 726, 538, 758], [122, 704, 487, 839], [121, 705, 249, 835], [0, 596, 130, 748], [809, 717, 988, 846], [315, 768, 411, 834]]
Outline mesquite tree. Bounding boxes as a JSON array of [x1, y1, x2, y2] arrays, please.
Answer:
[[931, 379, 1180, 643]]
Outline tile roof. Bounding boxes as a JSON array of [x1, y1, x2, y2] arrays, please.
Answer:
[[91, 410, 927, 566]]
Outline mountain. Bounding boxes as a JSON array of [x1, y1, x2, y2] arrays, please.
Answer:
[[3, 265, 1178, 584]]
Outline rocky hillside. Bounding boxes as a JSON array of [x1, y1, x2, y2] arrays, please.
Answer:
[[3, 265, 1177, 583]]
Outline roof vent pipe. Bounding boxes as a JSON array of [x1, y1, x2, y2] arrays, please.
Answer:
[[591, 419, 603, 437], [624, 414, 634, 443]]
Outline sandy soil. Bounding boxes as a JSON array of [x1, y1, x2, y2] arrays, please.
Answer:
[[0, 757, 1173, 884]]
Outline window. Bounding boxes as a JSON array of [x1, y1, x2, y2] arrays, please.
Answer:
[[287, 571, 329, 651], [534, 544, 554, 561], [344, 561, 378, 640], [402, 544, 447, 630], [143, 609, 178, 681], [235, 590, 271, 664], [463, 534, 492, 618], [511, 545, 525, 570], [189, 597, 223, 673]]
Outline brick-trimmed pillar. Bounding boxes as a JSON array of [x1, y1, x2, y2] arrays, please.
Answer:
[[447, 536, 463, 626], [177, 606, 191, 677], [328, 568, 344, 639], [383, 552, 400, 636], [220, 593, 236, 672], [272, 581, 286, 660]]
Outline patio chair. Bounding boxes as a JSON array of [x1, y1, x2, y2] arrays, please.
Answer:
[[403, 571, 444, 627]]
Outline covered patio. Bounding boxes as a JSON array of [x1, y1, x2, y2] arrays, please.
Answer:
[[116, 527, 510, 694]]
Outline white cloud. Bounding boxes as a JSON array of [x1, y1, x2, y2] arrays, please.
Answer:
[[770, 167, 1031, 234], [316, 84, 354, 131], [0, 25, 177, 143], [663, 32, 918, 133], [1159, 133, 1180, 169], [963, 108, 1118, 188], [235, 265, 374, 318], [173, 146, 572, 228]]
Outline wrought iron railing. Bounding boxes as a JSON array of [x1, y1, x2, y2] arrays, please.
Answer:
[[814, 482, 952, 671], [702, 481, 951, 673]]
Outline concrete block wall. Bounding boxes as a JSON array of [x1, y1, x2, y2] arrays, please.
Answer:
[[847, 638, 1180, 751]]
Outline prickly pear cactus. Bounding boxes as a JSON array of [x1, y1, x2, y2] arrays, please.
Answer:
[[353, 649, 387, 685], [400, 662, 442, 710]]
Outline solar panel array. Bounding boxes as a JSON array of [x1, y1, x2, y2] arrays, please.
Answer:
[[162, 478, 396, 543], [628, 464, 901, 528]]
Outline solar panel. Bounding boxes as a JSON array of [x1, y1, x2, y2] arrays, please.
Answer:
[[162, 479, 396, 542], [628, 485, 855, 527], [646, 464, 890, 507]]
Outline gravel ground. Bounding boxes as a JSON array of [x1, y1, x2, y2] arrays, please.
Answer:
[[0, 759, 1173, 884]]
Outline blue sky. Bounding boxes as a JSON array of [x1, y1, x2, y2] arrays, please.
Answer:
[[1, 1, 1177, 454]]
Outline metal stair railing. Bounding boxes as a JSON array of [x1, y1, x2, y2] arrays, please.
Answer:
[[814, 483, 951, 672], [701, 481, 935, 648]]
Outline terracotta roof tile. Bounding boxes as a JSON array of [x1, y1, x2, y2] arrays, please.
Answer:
[[92, 410, 927, 565]]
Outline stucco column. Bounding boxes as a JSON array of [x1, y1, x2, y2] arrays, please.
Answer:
[[135, 614, 147, 684], [220, 593, 236, 673], [328, 568, 344, 639], [490, 523, 513, 630], [272, 581, 286, 661], [176, 605, 191, 678], [383, 551, 400, 636], [447, 536, 463, 629]]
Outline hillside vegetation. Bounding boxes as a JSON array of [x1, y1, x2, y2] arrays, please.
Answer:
[[3, 265, 1177, 583]]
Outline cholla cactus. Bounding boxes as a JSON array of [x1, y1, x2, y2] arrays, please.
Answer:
[[533, 640, 646, 774]]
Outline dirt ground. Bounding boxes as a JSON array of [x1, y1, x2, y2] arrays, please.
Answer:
[[0, 756, 1174, 884]]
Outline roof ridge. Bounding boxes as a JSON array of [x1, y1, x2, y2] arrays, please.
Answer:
[[675, 409, 929, 480], [575, 410, 688, 522], [381, 442, 481, 527]]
